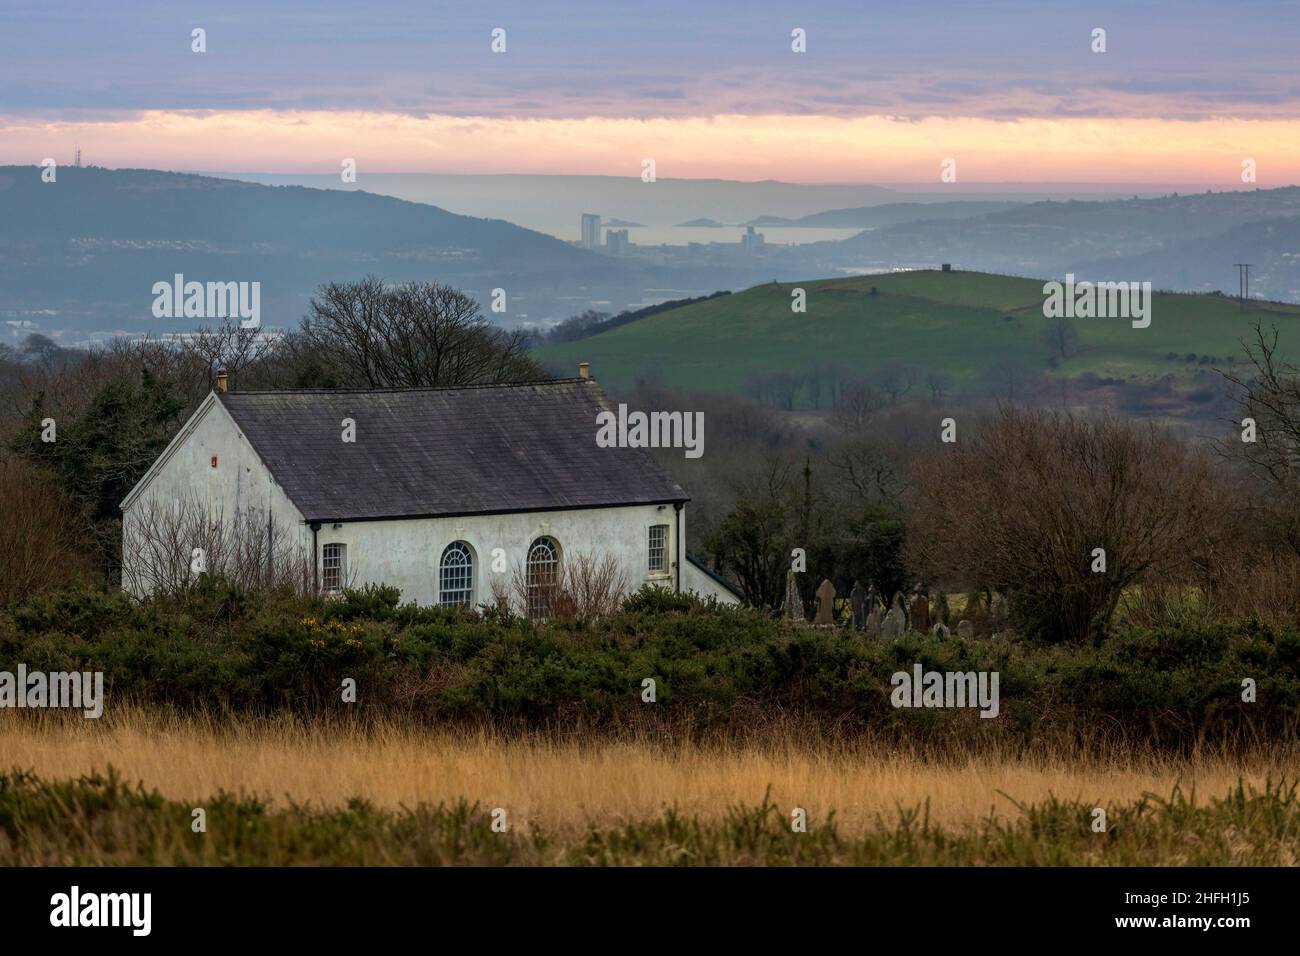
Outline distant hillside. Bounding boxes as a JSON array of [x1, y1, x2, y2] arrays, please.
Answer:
[[0, 166, 639, 336], [749, 200, 1021, 228], [535, 270, 1300, 406], [9, 169, 1300, 345], [810, 188, 1300, 302]]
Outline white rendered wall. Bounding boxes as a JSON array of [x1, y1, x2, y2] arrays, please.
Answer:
[[681, 559, 742, 605], [315, 502, 683, 608], [120, 394, 309, 596]]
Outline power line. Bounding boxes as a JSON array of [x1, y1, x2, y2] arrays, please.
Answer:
[[1234, 262, 1252, 310]]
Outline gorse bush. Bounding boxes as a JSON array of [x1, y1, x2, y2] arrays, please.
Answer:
[[1, 585, 1296, 749], [621, 584, 710, 615]]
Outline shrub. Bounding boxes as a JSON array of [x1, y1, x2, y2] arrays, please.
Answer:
[[622, 585, 706, 615], [0, 585, 1296, 750], [0, 458, 97, 604], [907, 408, 1228, 642]]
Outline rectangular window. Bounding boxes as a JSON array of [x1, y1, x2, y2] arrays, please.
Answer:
[[648, 524, 668, 573], [322, 543, 347, 593]]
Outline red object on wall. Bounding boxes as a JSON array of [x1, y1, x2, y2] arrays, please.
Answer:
[[211, 455, 218, 468]]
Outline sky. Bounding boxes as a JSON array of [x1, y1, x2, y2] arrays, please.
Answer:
[[2, 0, 1299, 183]]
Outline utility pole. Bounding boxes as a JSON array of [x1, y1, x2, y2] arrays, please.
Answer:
[[1235, 262, 1252, 311]]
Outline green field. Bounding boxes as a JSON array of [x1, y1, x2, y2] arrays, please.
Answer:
[[536, 270, 1300, 397]]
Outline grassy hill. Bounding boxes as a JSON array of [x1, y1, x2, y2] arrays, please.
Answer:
[[535, 270, 1300, 398]]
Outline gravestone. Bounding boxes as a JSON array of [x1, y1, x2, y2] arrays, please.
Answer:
[[882, 605, 905, 639], [932, 622, 950, 640], [990, 594, 1008, 621], [814, 579, 836, 626], [782, 570, 803, 622], [956, 619, 973, 640], [891, 593, 908, 631], [864, 605, 882, 638], [910, 590, 930, 632], [935, 592, 951, 625], [849, 581, 868, 630]]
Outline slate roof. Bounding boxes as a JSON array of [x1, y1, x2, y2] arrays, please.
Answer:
[[216, 379, 689, 523]]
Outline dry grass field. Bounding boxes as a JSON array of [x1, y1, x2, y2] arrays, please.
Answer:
[[4, 708, 1295, 836]]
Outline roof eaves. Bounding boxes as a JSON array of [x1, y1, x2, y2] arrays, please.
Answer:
[[303, 496, 690, 525]]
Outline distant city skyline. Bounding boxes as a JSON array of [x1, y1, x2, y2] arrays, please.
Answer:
[[3, 0, 1299, 183]]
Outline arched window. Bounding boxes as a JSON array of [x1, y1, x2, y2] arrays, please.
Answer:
[[526, 536, 560, 618], [439, 541, 474, 608]]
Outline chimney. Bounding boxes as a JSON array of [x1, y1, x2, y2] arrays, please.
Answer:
[[216, 367, 229, 393], [578, 361, 590, 380]]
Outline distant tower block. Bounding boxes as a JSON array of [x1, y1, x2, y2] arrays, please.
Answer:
[[74, 146, 82, 168], [605, 228, 630, 255], [580, 213, 601, 249], [942, 263, 952, 272]]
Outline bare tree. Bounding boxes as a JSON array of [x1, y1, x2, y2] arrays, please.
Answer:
[[180, 318, 280, 393], [803, 369, 824, 410], [122, 494, 314, 598], [983, 358, 1034, 403], [507, 550, 630, 620], [1218, 323, 1300, 493], [827, 438, 904, 507], [296, 277, 544, 388], [831, 377, 886, 430], [908, 408, 1227, 642], [742, 370, 801, 410], [1041, 316, 1080, 361], [925, 372, 951, 403], [713, 457, 798, 608], [0, 457, 96, 602], [874, 362, 920, 405]]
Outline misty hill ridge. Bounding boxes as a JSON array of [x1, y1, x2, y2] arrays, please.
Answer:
[[0, 166, 626, 333], [0, 166, 587, 259], [814, 187, 1300, 301], [749, 200, 1021, 228]]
